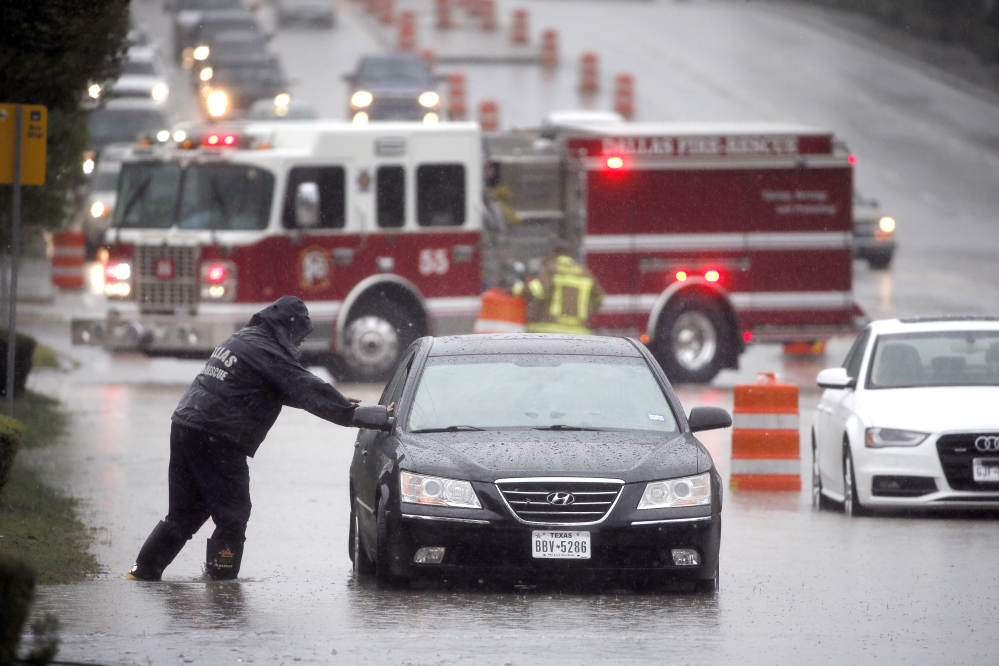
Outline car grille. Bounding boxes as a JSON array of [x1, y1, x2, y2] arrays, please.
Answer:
[[936, 433, 999, 491], [496, 478, 623, 525], [134, 245, 200, 314]]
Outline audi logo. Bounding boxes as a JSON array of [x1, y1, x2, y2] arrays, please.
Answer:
[[546, 492, 575, 506], [975, 436, 999, 452]]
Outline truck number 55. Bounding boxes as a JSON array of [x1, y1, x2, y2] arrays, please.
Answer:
[[419, 248, 450, 276]]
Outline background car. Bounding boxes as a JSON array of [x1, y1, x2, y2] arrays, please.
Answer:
[[349, 333, 731, 591], [86, 99, 170, 156], [193, 30, 271, 83], [276, 0, 335, 28], [101, 46, 170, 105], [199, 55, 288, 117], [82, 158, 122, 258], [247, 97, 317, 119], [179, 8, 262, 66], [813, 317, 999, 515], [345, 54, 441, 122], [853, 191, 897, 270]]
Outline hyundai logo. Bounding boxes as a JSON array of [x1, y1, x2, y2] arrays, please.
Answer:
[[975, 436, 999, 452], [546, 492, 575, 506]]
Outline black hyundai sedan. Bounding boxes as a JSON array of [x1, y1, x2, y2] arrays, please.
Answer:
[[348, 334, 731, 591]]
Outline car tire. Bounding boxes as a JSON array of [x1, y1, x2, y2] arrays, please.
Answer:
[[695, 561, 719, 593], [375, 495, 408, 589], [351, 509, 375, 575], [652, 293, 731, 384], [842, 444, 867, 517], [343, 296, 414, 381], [866, 252, 893, 270], [811, 431, 833, 511]]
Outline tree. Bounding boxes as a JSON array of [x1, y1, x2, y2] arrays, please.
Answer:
[[0, 0, 131, 242]]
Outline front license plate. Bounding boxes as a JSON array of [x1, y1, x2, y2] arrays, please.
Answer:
[[531, 531, 590, 559], [973, 458, 999, 482]]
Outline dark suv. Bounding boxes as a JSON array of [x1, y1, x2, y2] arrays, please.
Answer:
[[345, 54, 441, 122]]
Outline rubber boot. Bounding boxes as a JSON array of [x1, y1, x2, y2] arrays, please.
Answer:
[[126, 521, 189, 581], [205, 538, 244, 580]]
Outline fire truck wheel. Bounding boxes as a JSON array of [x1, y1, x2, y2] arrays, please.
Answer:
[[654, 294, 730, 384], [342, 313, 404, 381]]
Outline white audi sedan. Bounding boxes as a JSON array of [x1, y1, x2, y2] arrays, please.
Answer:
[[812, 317, 999, 515]]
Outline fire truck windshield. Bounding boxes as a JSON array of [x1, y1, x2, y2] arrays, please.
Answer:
[[114, 162, 274, 230]]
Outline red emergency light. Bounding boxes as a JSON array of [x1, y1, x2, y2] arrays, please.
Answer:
[[743, 331, 753, 342], [704, 269, 720, 283], [606, 156, 624, 169], [848, 155, 857, 165], [675, 270, 688, 282], [204, 134, 237, 147], [206, 264, 227, 283]]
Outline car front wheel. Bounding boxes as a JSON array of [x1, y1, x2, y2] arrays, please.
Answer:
[[376, 495, 408, 588], [842, 444, 866, 517], [351, 510, 375, 575]]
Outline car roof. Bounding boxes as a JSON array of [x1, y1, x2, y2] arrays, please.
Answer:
[[426, 334, 644, 357], [868, 317, 999, 335]]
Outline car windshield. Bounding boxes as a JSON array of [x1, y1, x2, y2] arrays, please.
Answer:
[[213, 63, 283, 85], [114, 162, 273, 230], [357, 58, 428, 83], [408, 354, 679, 433], [92, 168, 120, 192], [122, 60, 157, 76], [88, 109, 166, 144], [867, 331, 999, 389]]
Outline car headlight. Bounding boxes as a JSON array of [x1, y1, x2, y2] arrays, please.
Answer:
[[199, 67, 213, 82], [865, 428, 927, 448], [351, 90, 373, 108], [88, 83, 101, 99], [207, 90, 228, 117], [151, 83, 169, 101], [401, 471, 481, 509], [637, 472, 711, 509], [90, 201, 108, 218], [193, 45, 210, 61], [418, 91, 440, 108], [878, 216, 896, 233], [274, 93, 290, 107]]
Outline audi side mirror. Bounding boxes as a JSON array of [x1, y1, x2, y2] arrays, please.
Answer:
[[294, 182, 320, 228], [687, 406, 732, 433], [816, 367, 856, 390], [352, 405, 394, 432]]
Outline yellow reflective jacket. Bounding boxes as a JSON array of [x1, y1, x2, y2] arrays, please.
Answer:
[[512, 254, 604, 334]]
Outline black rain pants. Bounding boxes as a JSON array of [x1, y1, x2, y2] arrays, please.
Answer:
[[165, 422, 251, 542]]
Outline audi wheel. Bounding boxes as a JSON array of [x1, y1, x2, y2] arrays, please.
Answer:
[[842, 443, 866, 517], [812, 431, 830, 511]]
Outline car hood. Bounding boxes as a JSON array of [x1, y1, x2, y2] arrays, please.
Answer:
[[857, 386, 999, 433], [397, 429, 708, 483], [358, 82, 430, 96]]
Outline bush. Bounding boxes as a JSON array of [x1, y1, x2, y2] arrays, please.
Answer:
[[0, 331, 35, 399], [0, 416, 21, 496], [0, 554, 35, 666]]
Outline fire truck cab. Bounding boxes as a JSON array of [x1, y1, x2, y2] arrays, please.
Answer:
[[73, 121, 484, 379]]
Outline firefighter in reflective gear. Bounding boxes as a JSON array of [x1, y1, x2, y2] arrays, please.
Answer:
[[512, 245, 605, 335]]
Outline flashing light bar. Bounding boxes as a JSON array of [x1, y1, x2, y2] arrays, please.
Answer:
[[606, 156, 624, 169], [206, 265, 227, 283]]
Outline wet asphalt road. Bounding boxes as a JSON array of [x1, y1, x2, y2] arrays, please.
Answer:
[[15, 0, 999, 663]]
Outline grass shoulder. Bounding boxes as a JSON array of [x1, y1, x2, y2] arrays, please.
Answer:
[[0, 389, 101, 584]]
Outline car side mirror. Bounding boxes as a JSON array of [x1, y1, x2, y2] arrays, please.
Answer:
[[687, 406, 732, 433], [816, 367, 857, 390], [294, 182, 320, 228], [352, 405, 394, 432]]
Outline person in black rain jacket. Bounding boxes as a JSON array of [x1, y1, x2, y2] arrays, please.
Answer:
[[127, 296, 363, 581]]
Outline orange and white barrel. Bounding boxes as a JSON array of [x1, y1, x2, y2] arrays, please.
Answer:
[[579, 52, 599, 92], [398, 10, 416, 51], [540, 29, 558, 66], [478, 100, 499, 131], [51, 229, 85, 291], [447, 72, 467, 120], [614, 73, 634, 120], [783, 340, 826, 356], [379, 0, 394, 25], [511, 9, 528, 44], [729, 373, 801, 491], [436, 0, 453, 29], [480, 0, 496, 30], [474, 288, 526, 334]]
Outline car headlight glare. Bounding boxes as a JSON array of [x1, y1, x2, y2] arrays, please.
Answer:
[[193, 45, 210, 61], [90, 201, 107, 218], [419, 91, 440, 108], [207, 90, 228, 117], [173, 130, 187, 143], [637, 472, 711, 509], [88, 84, 101, 99], [151, 83, 169, 101], [200, 67, 213, 82], [401, 471, 481, 509], [351, 90, 373, 108], [274, 93, 290, 107], [865, 428, 927, 448], [878, 216, 896, 233]]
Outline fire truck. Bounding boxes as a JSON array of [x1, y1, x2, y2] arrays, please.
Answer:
[[73, 119, 865, 382]]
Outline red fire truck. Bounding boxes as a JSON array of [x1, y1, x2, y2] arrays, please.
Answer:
[[73, 120, 865, 382]]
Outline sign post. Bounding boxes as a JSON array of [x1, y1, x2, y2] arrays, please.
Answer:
[[0, 104, 47, 416]]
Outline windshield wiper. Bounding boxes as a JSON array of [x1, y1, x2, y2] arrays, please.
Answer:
[[533, 425, 607, 432], [119, 175, 151, 226], [410, 425, 486, 433]]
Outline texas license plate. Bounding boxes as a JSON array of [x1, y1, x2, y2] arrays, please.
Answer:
[[531, 531, 590, 559], [973, 458, 999, 482]]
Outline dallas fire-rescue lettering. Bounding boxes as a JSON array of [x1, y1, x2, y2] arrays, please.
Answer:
[[201, 346, 239, 381], [599, 134, 799, 157]]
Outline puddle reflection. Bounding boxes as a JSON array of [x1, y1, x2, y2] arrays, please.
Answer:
[[150, 581, 250, 630]]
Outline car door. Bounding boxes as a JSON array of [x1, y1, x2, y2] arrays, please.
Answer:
[[818, 328, 871, 495], [354, 348, 416, 535]]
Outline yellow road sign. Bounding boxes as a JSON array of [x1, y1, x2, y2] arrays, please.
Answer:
[[0, 104, 47, 185]]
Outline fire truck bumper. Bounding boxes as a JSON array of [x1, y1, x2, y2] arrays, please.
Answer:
[[71, 314, 243, 353]]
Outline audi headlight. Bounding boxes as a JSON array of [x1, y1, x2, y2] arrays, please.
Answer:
[[637, 473, 711, 509], [401, 471, 481, 509], [418, 91, 440, 108], [351, 90, 373, 108], [865, 428, 927, 448]]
